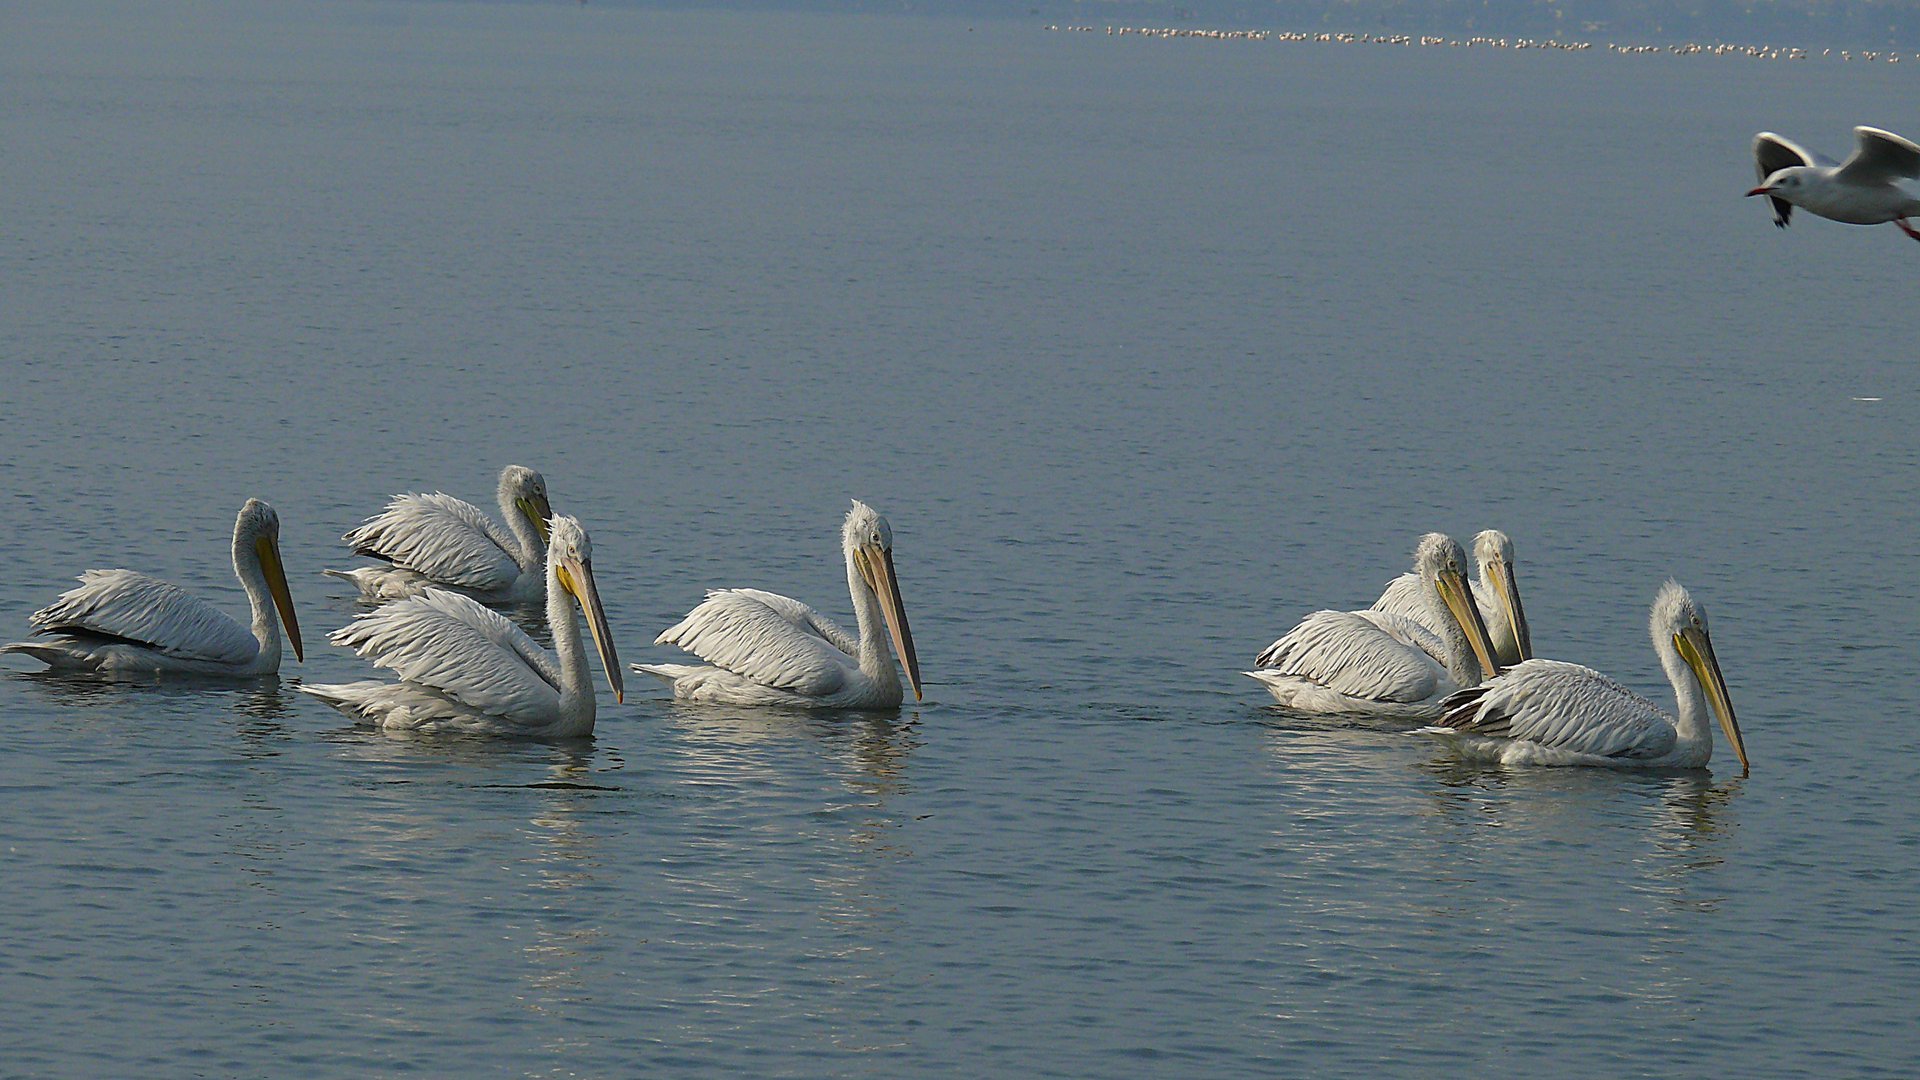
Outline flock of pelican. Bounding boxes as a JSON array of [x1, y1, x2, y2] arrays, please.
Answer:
[[0, 468, 1747, 774], [1246, 531, 1749, 775]]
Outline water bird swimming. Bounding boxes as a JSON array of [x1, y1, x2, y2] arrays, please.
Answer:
[[1748, 127, 1920, 240], [1372, 529, 1532, 667], [1247, 533, 1500, 718], [636, 500, 923, 709], [1422, 581, 1748, 774], [2, 499, 302, 676], [299, 515, 622, 737], [326, 465, 554, 603]]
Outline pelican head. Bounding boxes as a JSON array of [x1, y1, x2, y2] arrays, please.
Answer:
[[843, 500, 923, 701], [1414, 532, 1499, 681], [1472, 529, 1532, 661], [1652, 581, 1747, 775], [235, 498, 303, 662], [1746, 166, 1808, 200], [548, 515, 623, 703], [500, 465, 554, 545]]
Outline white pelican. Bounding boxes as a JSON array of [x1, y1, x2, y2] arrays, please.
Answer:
[[1748, 127, 1920, 240], [1372, 529, 1532, 667], [1247, 533, 1500, 719], [635, 500, 923, 709], [1, 499, 303, 676], [325, 465, 554, 604], [299, 515, 623, 737], [1423, 581, 1749, 774]]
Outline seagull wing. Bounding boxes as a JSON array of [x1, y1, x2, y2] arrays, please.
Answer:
[[30, 569, 258, 664], [328, 590, 561, 718], [654, 589, 856, 696], [1835, 126, 1920, 184], [1436, 659, 1677, 759], [1753, 131, 1822, 227]]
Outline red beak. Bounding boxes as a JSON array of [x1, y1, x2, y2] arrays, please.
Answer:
[[1745, 186, 1772, 197]]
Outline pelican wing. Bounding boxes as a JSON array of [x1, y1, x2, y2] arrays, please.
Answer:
[[1836, 126, 1920, 184], [30, 569, 257, 664], [655, 589, 855, 696], [1253, 609, 1441, 704], [726, 588, 861, 656], [342, 493, 521, 589], [1437, 659, 1677, 759], [329, 590, 561, 717]]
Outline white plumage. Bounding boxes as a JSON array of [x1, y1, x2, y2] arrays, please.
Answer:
[[326, 465, 554, 603], [300, 514, 623, 737], [1373, 529, 1533, 667], [636, 501, 924, 709], [1748, 126, 1920, 240], [1422, 581, 1749, 773], [2, 499, 303, 676], [1247, 533, 1500, 718]]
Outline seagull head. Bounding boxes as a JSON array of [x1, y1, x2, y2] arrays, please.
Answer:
[[1747, 166, 1811, 200]]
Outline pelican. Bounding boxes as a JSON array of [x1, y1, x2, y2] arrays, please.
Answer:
[[1246, 533, 1500, 718], [299, 515, 623, 737], [1, 499, 303, 676], [1423, 581, 1748, 774], [635, 500, 923, 709], [1372, 529, 1532, 667], [1747, 126, 1920, 240], [325, 465, 554, 603]]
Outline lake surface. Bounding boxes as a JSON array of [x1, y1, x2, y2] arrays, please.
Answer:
[[4, 2, 1918, 1075]]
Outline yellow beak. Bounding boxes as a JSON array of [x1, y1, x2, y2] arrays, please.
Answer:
[[857, 544, 922, 701], [254, 535, 303, 663], [1488, 559, 1533, 661], [557, 555, 623, 703], [1437, 567, 1500, 681], [1676, 626, 1747, 775], [518, 495, 554, 544]]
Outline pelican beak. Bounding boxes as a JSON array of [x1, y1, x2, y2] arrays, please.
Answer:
[[1675, 626, 1747, 775], [1489, 559, 1533, 661], [856, 544, 922, 701], [518, 495, 554, 544], [1745, 186, 1772, 197], [557, 555, 623, 703], [254, 535, 304, 663], [1437, 567, 1501, 681]]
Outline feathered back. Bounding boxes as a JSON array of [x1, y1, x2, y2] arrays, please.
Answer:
[[31, 569, 257, 664], [654, 589, 856, 697], [343, 492, 521, 588], [329, 590, 562, 717]]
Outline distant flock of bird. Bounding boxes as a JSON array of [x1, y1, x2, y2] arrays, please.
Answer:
[[1047, 23, 1920, 63], [2, 467, 1746, 774]]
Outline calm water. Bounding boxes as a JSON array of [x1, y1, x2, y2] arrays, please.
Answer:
[[4, 1, 1918, 1075]]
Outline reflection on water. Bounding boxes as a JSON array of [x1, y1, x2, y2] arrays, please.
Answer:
[[519, 759, 608, 1031], [647, 705, 921, 1055]]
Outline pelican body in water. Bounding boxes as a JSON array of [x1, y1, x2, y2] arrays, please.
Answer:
[[326, 465, 554, 604], [1423, 581, 1748, 774], [636, 500, 923, 709], [300, 515, 622, 737], [1247, 533, 1500, 719], [2, 499, 303, 676], [1373, 529, 1532, 667]]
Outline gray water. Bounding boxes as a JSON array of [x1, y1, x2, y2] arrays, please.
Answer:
[[4, 1, 1918, 1075]]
